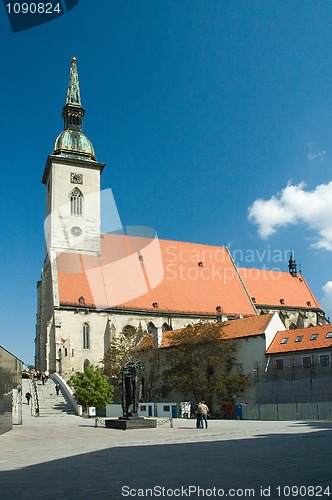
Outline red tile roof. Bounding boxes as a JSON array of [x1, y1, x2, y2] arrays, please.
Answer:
[[57, 236, 256, 316], [239, 268, 321, 310], [147, 314, 275, 349], [56, 236, 322, 317], [221, 313, 274, 339], [266, 324, 332, 354]]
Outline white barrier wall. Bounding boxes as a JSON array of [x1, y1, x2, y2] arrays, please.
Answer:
[[106, 404, 124, 417], [242, 402, 332, 420], [106, 402, 192, 418]]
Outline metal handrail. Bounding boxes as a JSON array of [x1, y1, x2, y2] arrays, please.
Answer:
[[30, 377, 40, 416]]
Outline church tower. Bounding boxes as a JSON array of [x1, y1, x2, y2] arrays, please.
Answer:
[[36, 58, 105, 372], [42, 57, 105, 258]]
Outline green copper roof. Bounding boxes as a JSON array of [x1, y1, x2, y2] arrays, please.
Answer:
[[53, 130, 96, 161], [52, 57, 96, 162]]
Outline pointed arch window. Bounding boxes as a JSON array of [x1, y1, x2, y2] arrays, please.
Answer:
[[83, 323, 90, 350], [147, 322, 157, 335], [70, 187, 83, 216], [122, 325, 136, 336]]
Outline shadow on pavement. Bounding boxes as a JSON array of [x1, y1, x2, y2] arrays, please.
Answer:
[[1, 425, 331, 500]]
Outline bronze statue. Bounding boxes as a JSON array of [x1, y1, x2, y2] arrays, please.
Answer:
[[121, 359, 143, 418]]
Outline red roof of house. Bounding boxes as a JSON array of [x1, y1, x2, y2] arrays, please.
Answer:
[[266, 324, 332, 354], [221, 313, 274, 339], [151, 314, 275, 348], [239, 268, 321, 310], [57, 236, 256, 316]]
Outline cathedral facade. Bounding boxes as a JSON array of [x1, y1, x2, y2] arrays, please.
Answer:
[[35, 58, 328, 378]]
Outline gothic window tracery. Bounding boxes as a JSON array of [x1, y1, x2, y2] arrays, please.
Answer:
[[70, 187, 83, 216]]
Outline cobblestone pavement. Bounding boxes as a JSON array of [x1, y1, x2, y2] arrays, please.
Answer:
[[1, 384, 332, 499]]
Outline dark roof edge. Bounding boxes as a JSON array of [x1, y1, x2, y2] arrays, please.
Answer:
[[57, 303, 248, 320]]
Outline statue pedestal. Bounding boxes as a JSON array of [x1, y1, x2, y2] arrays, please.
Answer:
[[105, 417, 157, 430]]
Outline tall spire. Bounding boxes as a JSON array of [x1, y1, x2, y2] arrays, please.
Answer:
[[62, 56, 85, 131], [52, 57, 96, 161], [66, 56, 81, 106]]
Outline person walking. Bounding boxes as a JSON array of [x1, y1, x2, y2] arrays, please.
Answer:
[[25, 392, 32, 405], [197, 401, 209, 428], [55, 383, 60, 396], [195, 404, 203, 428]]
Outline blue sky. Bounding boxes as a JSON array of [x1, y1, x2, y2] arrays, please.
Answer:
[[1, 0, 332, 365]]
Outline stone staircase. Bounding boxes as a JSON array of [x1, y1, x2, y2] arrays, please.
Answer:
[[35, 380, 76, 417]]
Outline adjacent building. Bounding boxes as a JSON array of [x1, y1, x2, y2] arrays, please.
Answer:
[[261, 324, 332, 403], [0, 346, 23, 435]]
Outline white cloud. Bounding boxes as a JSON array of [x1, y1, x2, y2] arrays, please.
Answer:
[[320, 281, 332, 319], [248, 181, 332, 250], [308, 151, 326, 161]]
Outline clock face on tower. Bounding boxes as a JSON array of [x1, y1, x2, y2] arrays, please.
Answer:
[[70, 172, 83, 184]]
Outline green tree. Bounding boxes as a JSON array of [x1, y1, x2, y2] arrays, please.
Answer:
[[103, 326, 146, 381], [103, 326, 161, 402], [161, 322, 247, 410], [68, 365, 114, 410]]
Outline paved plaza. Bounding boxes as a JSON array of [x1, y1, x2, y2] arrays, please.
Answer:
[[1, 384, 331, 499]]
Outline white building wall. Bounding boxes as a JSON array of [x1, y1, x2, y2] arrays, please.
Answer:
[[55, 309, 109, 377], [44, 159, 101, 256], [264, 312, 286, 349]]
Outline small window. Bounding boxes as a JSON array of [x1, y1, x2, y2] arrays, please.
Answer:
[[295, 336, 303, 342], [275, 359, 284, 370], [303, 356, 312, 368], [122, 325, 136, 336], [83, 323, 90, 350], [310, 334, 318, 341], [140, 405, 146, 412], [320, 355, 330, 367], [281, 337, 289, 344], [147, 322, 157, 335], [163, 405, 170, 412], [326, 332, 332, 339]]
